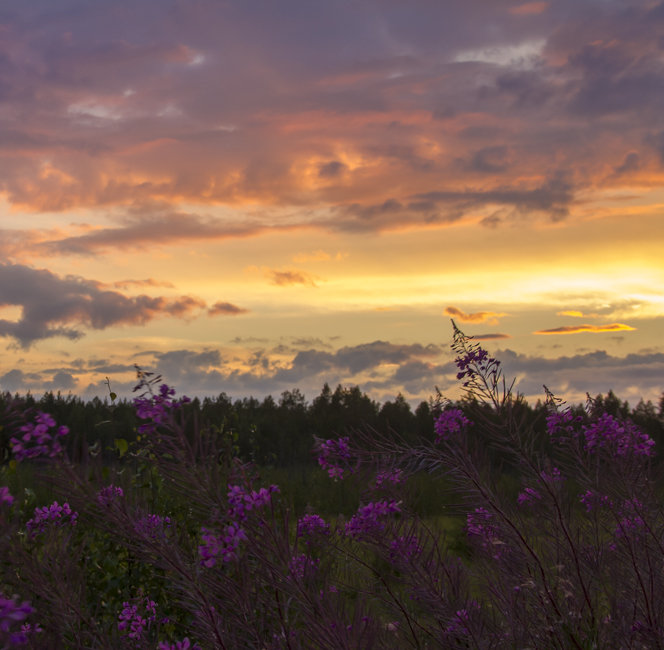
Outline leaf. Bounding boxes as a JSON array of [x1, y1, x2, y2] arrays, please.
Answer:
[[114, 438, 129, 458]]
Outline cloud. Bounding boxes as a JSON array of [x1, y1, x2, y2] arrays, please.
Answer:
[[266, 269, 319, 287], [534, 323, 636, 335], [110, 278, 176, 290], [509, 2, 549, 16], [208, 302, 249, 316], [0, 263, 211, 346], [444, 306, 507, 325], [472, 333, 511, 340]]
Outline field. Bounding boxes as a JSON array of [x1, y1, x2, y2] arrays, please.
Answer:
[[1, 324, 664, 649]]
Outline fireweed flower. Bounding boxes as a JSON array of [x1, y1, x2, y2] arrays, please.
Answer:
[[373, 469, 404, 488], [158, 639, 201, 650], [316, 436, 353, 480], [288, 553, 319, 579], [388, 535, 422, 563], [118, 597, 157, 643], [466, 508, 504, 559], [134, 514, 172, 540], [134, 383, 191, 434], [345, 500, 401, 540], [614, 498, 646, 540], [9, 411, 69, 461], [96, 485, 124, 507], [517, 487, 542, 507], [227, 484, 279, 521], [545, 408, 583, 440], [434, 409, 470, 443], [0, 486, 13, 506], [582, 413, 655, 457], [296, 514, 330, 541], [0, 595, 34, 643], [26, 501, 78, 538], [579, 490, 612, 512], [198, 523, 247, 567]]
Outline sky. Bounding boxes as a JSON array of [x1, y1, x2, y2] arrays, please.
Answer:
[[1, 0, 663, 409]]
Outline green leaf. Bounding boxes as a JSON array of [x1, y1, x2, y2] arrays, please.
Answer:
[[114, 438, 129, 458]]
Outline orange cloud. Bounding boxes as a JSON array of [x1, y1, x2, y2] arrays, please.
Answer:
[[534, 323, 636, 335], [444, 306, 507, 325], [509, 2, 549, 16], [556, 310, 600, 318], [266, 269, 319, 287]]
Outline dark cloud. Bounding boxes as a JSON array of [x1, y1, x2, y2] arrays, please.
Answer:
[[267, 269, 318, 287], [469, 145, 511, 173], [0, 263, 210, 346], [208, 302, 249, 316], [318, 161, 347, 178]]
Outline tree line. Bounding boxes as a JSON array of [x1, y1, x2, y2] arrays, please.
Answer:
[[1, 383, 663, 468]]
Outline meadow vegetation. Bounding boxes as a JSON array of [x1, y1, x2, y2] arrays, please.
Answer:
[[1, 322, 664, 648]]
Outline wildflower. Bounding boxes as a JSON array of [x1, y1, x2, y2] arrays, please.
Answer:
[[118, 597, 157, 643], [227, 484, 279, 521], [26, 501, 78, 538], [288, 553, 319, 579], [517, 487, 542, 507], [9, 411, 69, 461], [134, 382, 191, 434], [345, 500, 401, 540], [316, 436, 353, 480], [466, 508, 504, 559], [296, 514, 330, 540], [198, 523, 247, 567], [134, 514, 172, 540], [0, 487, 13, 506], [434, 408, 470, 442], [389, 535, 422, 563], [579, 490, 612, 512], [158, 639, 201, 650], [545, 408, 582, 440], [374, 468, 404, 488], [582, 413, 655, 457], [0, 595, 34, 642], [96, 485, 124, 507]]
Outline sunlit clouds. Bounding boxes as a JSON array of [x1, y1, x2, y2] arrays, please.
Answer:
[[0, 0, 662, 406]]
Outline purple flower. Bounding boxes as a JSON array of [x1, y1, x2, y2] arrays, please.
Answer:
[[517, 487, 541, 507], [389, 535, 422, 563], [158, 639, 201, 650], [0, 487, 13, 507], [26, 501, 78, 538], [134, 383, 191, 434], [434, 409, 470, 442], [96, 485, 124, 507], [373, 469, 404, 488], [582, 413, 655, 457], [9, 411, 69, 461], [0, 595, 34, 639], [546, 409, 583, 439], [118, 597, 157, 643], [288, 553, 319, 579], [316, 437, 353, 480], [227, 484, 279, 520], [614, 498, 646, 540], [198, 523, 247, 567], [466, 508, 504, 559], [579, 490, 612, 512], [345, 500, 401, 540], [296, 514, 330, 540], [134, 514, 172, 539]]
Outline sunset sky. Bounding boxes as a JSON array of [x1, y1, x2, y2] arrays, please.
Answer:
[[1, 0, 663, 408]]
